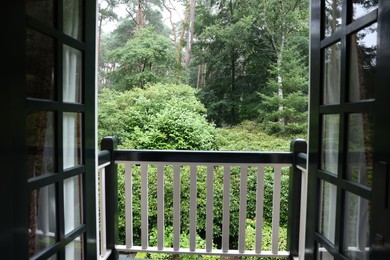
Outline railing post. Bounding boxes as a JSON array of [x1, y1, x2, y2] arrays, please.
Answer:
[[287, 139, 307, 259], [101, 136, 118, 260]]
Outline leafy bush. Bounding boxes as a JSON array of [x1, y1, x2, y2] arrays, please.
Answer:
[[215, 121, 291, 151], [98, 83, 216, 150]]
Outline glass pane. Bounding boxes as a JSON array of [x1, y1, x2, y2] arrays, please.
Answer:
[[319, 181, 337, 244], [323, 42, 341, 105], [63, 45, 82, 103], [343, 192, 370, 259], [63, 113, 82, 169], [48, 254, 57, 260], [64, 0, 83, 40], [346, 114, 374, 187], [26, 0, 54, 27], [352, 0, 377, 21], [349, 23, 377, 102], [324, 0, 342, 37], [321, 114, 339, 174], [27, 112, 56, 178], [66, 236, 84, 260], [29, 184, 57, 257], [317, 243, 334, 260], [26, 29, 55, 100], [64, 175, 83, 234]]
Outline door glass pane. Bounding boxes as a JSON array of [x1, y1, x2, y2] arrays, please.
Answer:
[[349, 23, 377, 102], [63, 45, 82, 103], [26, 29, 55, 100], [26, 0, 54, 27], [48, 254, 57, 260], [323, 42, 341, 105], [324, 0, 342, 37], [63, 113, 82, 169], [319, 181, 337, 244], [346, 114, 373, 187], [29, 184, 57, 257], [317, 243, 334, 260], [65, 236, 84, 260], [352, 1, 377, 21], [27, 112, 56, 178], [64, 175, 83, 234], [343, 192, 370, 259], [64, 0, 83, 41], [321, 114, 340, 174]]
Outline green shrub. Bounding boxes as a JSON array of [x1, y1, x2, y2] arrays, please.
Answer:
[[98, 83, 216, 150]]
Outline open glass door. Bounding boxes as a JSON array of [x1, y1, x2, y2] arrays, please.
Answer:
[[307, 0, 390, 259], [25, 0, 97, 259]]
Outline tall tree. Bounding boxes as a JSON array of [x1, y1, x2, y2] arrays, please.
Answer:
[[106, 27, 184, 89], [184, 0, 196, 69], [253, 0, 309, 126], [98, 0, 118, 66]]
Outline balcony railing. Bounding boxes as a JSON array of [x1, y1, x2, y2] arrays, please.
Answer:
[[97, 137, 307, 260]]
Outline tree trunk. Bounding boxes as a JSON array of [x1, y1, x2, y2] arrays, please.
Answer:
[[137, 0, 144, 31], [178, 0, 190, 64], [162, 1, 177, 44], [184, 0, 196, 70], [277, 50, 285, 126]]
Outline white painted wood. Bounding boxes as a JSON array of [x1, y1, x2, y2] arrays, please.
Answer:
[[99, 168, 107, 257], [190, 165, 197, 251], [173, 165, 181, 251], [157, 163, 165, 250], [97, 162, 110, 170], [113, 160, 294, 258], [141, 163, 149, 249], [222, 166, 231, 253], [255, 166, 265, 253], [298, 168, 308, 260], [272, 166, 282, 255], [100, 249, 112, 260], [96, 167, 102, 258], [206, 165, 214, 252], [115, 245, 290, 258], [125, 163, 133, 248], [238, 166, 248, 253]]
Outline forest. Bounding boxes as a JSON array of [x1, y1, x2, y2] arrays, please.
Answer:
[[98, 0, 309, 137], [97, 0, 309, 258]]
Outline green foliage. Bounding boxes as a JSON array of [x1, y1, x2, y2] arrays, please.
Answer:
[[259, 47, 309, 137], [193, 2, 272, 126], [107, 27, 186, 90], [192, 0, 309, 130], [98, 83, 216, 150], [215, 121, 292, 151]]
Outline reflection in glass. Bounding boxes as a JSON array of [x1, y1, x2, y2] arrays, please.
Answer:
[[26, 0, 54, 27], [64, 175, 83, 234], [317, 243, 334, 260], [27, 112, 56, 178], [26, 29, 55, 100], [48, 254, 57, 260], [352, 0, 377, 21], [324, 0, 342, 37], [63, 45, 82, 103], [66, 236, 84, 260], [343, 192, 370, 259], [321, 114, 339, 174], [63, 113, 82, 169], [29, 185, 57, 257], [64, 0, 83, 40], [323, 42, 341, 105], [319, 181, 337, 244], [346, 114, 373, 187], [349, 23, 377, 101]]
